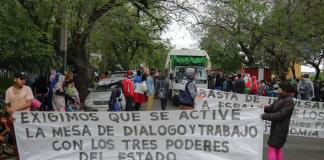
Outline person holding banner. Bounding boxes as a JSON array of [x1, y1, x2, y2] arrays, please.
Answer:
[[261, 81, 294, 160], [5, 72, 34, 159]]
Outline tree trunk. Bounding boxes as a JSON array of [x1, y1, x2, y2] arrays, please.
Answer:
[[315, 66, 320, 81], [68, 35, 90, 108], [308, 61, 321, 81], [53, 17, 62, 56], [290, 62, 296, 79], [275, 55, 289, 81]]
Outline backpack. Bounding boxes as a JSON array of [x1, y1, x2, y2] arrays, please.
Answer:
[[122, 78, 134, 97], [158, 81, 166, 99], [179, 80, 194, 105]]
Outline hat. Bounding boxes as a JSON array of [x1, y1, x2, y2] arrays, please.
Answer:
[[14, 72, 26, 80]]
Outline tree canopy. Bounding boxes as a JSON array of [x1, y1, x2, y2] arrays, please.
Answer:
[[198, 0, 324, 80]]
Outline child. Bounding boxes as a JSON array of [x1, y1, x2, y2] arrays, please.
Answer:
[[65, 80, 80, 112], [0, 113, 14, 157], [261, 81, 294, 160]]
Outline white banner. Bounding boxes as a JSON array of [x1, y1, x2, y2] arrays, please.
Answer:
[[195, 88, 324, 138], [14, 110, 263, 160]]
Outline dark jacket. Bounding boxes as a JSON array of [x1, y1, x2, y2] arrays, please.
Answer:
[[156, 79, 169, 99], [234, 79, 245, 94], [109, 88, 121, 111], [262, 95, 294, 148]]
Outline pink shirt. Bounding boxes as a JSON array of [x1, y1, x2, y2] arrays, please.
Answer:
[[5, 85, 34, 112]]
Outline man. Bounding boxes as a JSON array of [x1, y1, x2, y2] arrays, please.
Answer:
[[122, 70, 134, 111], [5, 72, 34, 114], [145, 71, 155, 111], [156, 74, 169, 110], [234, 74, 245, 94], [297, 74, 314, 101], [179, 68, 197, 110]]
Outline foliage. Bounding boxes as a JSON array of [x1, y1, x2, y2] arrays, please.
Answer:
[[199, 0, 324, 80], [262, 0, 324, 80], [199, 0, 271, 67], [89, 5, 171, 71], [0, 0, 193, 102], [0, 0, 61, 76], [199, 35, 241, 73]]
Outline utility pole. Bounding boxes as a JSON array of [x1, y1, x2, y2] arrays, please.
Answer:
[[60, 5, 68, 73]]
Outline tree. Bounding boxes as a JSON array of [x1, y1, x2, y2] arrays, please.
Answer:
[[89, 5, 171, 71], [66, 0, 193, 102], [263, 0, 324, 80], [199, 0, 270, 66], [199, 34, 242, 73], [1, 0, 193, 103], [0, 0, 60, 76]]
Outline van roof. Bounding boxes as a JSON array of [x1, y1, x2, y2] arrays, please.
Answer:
[[169, 49, 208, 56]]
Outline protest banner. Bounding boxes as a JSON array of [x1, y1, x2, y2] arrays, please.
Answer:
[[195, 88, 324, 138], [14, 110, 263, 160]]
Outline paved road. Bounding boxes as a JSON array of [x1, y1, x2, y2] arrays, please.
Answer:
[[141, 98, 324, 160]]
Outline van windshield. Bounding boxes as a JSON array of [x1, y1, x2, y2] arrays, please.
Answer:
[[174, 66, 206, 83]]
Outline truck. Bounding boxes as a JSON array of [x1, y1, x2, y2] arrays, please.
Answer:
[[165, 49, 211, 105]]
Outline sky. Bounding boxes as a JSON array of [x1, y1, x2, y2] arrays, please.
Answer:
[[161, 21, 197, 50], [162, 22, 318, 73]]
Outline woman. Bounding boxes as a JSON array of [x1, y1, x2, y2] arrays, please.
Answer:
[[133, 71, 147, 111], [52, 75, 66, 112], [250, 75, 258, 95], [65, 80, 80, 112], [145, 71, 155, 111], [244, 74, 252, 94], [261, 81, 294, 160], [156, 74, 169, 110]]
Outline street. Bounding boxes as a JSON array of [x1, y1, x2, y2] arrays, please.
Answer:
[[141, 98, 324, 160]]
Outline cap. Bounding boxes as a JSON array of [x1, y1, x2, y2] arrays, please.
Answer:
[[14, 72, 26, 80]]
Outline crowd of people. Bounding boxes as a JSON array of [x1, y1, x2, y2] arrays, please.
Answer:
[[179, 68, 298, 160], [118, 69, 169, 112], [0, 67, 322, 160], [0, 70, 82, 158], [208, 73, 324, 102]]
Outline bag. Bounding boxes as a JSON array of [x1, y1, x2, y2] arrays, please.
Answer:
[[67, 105, 76, 112], [158, 88, 165, 99], [140, 82, 148, 92], [113, 100, 121, 112], [31, 99, 41, 110], [158, 80, 166, 99]]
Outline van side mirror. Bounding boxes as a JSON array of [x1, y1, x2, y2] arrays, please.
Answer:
[[169, 73, 174, 80]]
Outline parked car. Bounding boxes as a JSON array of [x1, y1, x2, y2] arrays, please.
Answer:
[[85, 80, 125, 111]]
